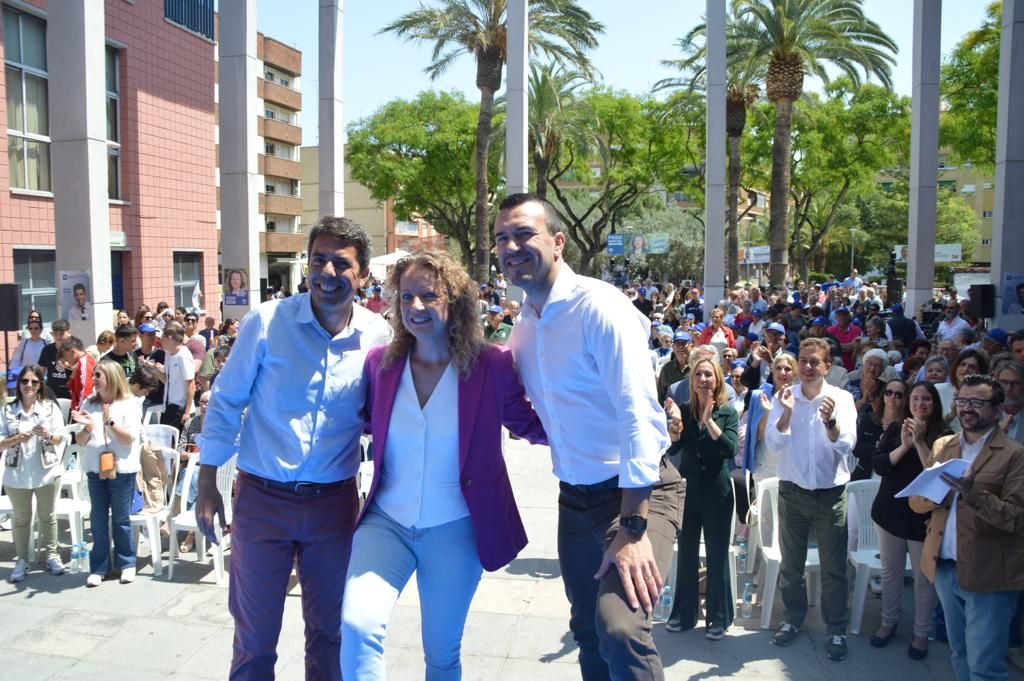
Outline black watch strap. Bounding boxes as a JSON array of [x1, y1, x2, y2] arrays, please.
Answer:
[[620, 514, 648, 539]]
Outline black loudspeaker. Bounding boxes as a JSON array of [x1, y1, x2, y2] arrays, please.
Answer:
[[969, 284, 996, 319], [0, 283, 22, 331]]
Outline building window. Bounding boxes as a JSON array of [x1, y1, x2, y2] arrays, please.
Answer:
[[164, 0, 214, 41], [981, 239, 991, 246], [265, 142, 275, 155], [4, 8, 51, 192], [938, 180, 957, 191], [173, 252, 201, 309], [264, 108, 275, 120], [106, 46, 121, 199], [983, 210, 993, 218], [983, 182, 993, 190], [13, 249, 57, 322], [960, 184, 976, 195]]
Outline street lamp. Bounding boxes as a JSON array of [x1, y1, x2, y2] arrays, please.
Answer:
[[849, 227, 859, 273]]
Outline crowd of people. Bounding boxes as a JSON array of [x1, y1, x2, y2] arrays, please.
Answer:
[[2, 195, 1023, 681]]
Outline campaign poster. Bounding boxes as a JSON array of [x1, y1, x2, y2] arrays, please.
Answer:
[[607, 233, 625, 255], [894, 243, 962, 263], [646, 233, 670, 255], [59, 271, 92, 322], [223, 268, 250, 306], [1003, 272, 1024, 315]]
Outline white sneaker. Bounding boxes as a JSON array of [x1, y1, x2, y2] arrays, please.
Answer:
[[0, 515, 11, 530], [8, 559, 28, 583], [86, 573, 103, 587], [46, 557, 66, 576], [120, 567, 136, 583]]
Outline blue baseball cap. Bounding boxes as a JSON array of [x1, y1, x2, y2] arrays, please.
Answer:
[[673, 330, 691, 343], [683, 313, 695, 320], [752, 308, 764, 317], [638, 287, 648, 296], [766, 322, 786, 335], [811, 316, 829, 326], [892, 303, 904, 314], [746, 332, 760, 342], [836, 306, 851, 314], [694, 323, 706, 332], [487, 304, 504, 314], [138, 322, 157, 333], [987, 328, 1009, 345]]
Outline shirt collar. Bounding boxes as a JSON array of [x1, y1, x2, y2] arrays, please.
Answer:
[[523, 263, 577, 319], [295, 293, 375, 339], [959, 426, 995, 452]]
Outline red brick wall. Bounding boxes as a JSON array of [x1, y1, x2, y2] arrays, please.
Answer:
[[0, 0, 217, 358]]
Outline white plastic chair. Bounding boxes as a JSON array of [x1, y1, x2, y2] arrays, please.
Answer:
[[142, 423, 179, 452], [143, 405, 165, 425], [755, 477, 821, 630], [54, 441, 90, 559], [130, 446, 180, 577], [56, 398, 71, 425], [846, 479, 883, 635], [167, 454, 236, 584]]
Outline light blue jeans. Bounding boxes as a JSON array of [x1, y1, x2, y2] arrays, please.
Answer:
[[934, 560, 1017, 681], [341, 509, 483, 681]]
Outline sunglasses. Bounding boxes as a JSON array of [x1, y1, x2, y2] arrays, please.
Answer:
[[142, 314, 153, 320], [20, 378, 40, 385], [883, 390, 905, 398]]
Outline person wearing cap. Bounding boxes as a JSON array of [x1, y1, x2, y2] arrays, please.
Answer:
[[484, 304, 513, 345], [742, 322, 788, 388], [684, 290, 704, 324], [827, 308, 862, 372], [658, 331, 692, 404], [133, 322, 166, 412], [495, 194, 683, 680], [196, 217, 391, 679], [366, 284, 387, 315], [982, 329, 1010, 358], [886, 303, 925, 355], [652, 325, 675, 371], [747, 308, 766, 338], [633, 287, 654, 318]]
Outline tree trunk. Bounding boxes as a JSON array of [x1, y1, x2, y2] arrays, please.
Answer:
[[474, 85, 496, 284], [534, 153, 549, 201], [769, 97, 794, 289], [727, 134, 741, 286]]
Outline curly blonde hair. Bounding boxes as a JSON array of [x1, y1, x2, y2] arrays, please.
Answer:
[[382, 251, 484, 377]]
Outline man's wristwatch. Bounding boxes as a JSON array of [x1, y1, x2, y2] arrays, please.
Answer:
[[619, 515, 648, 539], [106, 419, 115, 428], [824, 417, 837, 430]]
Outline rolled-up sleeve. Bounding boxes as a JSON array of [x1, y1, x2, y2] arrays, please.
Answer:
[[586, 299, 667, 488], [197, 310, 265, 467]]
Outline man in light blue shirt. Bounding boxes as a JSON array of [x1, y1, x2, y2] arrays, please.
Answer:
[[196, 217, 390, 680]]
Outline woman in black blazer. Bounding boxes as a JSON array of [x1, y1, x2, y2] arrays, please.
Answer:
[[665, 357, 739, 640], [870, 380, 948, 660]]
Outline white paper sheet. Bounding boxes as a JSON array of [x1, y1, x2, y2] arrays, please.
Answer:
[[895, 458, 971, 504]]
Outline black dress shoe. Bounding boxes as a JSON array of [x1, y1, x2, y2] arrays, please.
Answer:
[[908, 643, 928, 660], [870, 625, 897, 648]]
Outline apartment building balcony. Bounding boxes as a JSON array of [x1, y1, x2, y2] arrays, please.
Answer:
[[259, 37, 301, 75], [259, 192, 303, 216], [260, 230, 307, 254], [259, 154, 302, 181], [259, 78, 301, 110], [258, 116, 302, 146]]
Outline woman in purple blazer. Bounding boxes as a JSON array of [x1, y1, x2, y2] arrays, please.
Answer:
[[341, 251, 546, 680]]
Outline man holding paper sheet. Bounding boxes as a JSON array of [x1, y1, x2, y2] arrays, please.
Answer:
[[909, 374, 1024, 681]]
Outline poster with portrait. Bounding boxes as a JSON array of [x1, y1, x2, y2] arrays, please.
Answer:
[[1002, 272, 1024, 315], [223, 268, 250, 306], [59, 271, 92, 322]]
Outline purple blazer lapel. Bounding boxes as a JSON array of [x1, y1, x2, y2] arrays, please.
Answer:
[[457, 360, 486, 474], [372, 354, 407, 471]]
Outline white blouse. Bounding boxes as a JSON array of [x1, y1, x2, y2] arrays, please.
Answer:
[[1, 400, 66, 489], [372, 361, 468, 529], [79, 398, 143, 475]]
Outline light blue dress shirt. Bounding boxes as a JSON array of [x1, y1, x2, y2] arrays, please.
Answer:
[[198, 295, 391, 483]]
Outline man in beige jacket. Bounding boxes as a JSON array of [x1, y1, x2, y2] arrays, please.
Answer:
[[910, 374, 1024, 681]]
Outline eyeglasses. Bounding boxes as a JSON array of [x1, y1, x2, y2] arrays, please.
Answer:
[[953, 397, 994, 409], [884, 390, 905, 398], [19, 379, 40, 385]]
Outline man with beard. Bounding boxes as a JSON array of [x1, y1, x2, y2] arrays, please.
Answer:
[[495, 193, 683, 681], [196, 217, 390, 680], [911, 374, 1024, 681]]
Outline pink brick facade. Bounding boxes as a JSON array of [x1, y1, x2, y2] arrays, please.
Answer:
[[0, 1, 217, 341]]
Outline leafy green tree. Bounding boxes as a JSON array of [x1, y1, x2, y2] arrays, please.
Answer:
[[727, 0, 897, 288], [627, 205, 707, 283], [345, 91, 500, 269], [380, 0, 603, 282], [940, 1, 1001, 169], [525, 61, 593, 200]]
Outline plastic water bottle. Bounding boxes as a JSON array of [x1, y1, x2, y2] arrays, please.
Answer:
[[741, 581, 754, 620], [654, 586, 673, 623], [69, 543, 81, 574], [737, 541, 748, 571], [76, 543, 88, 573]]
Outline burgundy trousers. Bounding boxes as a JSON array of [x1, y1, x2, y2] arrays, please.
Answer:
[[228, 472, 358, 681]]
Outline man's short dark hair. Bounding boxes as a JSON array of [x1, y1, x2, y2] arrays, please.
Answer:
[[307, 216, 372, 271], [162, 321, 186, 343], [213, 346, 231, 362], [960, 373, 1004, 406], [59, 336, 84, 355], [129, 364, 161, 392], [1010, 331, 1024, 347], [114, 323, 137, 340], [51, 319, 70, 333], [73, 283, 86, 294], [497, 193, 562, 236], [174, 306, 188, 316]]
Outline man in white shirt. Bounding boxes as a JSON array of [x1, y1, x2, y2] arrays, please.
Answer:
[[935, 302, 971, 343], [765, 337, 857, 661], [71, 283, 91, 321], [495, 193, 684, 681], [159, 321, 195, 428], [841, 269, 863, 292]]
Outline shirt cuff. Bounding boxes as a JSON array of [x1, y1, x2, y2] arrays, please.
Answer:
[[194, 436, 235, 467], [619, 457, 661, 488]]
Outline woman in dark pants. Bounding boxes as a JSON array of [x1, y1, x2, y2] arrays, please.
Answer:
[[665, 357, 739, 640]]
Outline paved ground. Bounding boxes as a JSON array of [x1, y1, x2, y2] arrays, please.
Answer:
[[2, 437, 1022, 680]]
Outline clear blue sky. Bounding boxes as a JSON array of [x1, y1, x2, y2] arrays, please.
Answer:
[[252, 1, 990, 145]]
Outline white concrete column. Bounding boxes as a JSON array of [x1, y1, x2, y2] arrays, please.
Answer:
[[992, 0, 1024, 326], [319, 0, 345, 217], [220, 0, 261, 317], [505, 0, 529, 194], [703, 0, 727, 318], [49, 0, 111, 341], [906, 0, 941, 319]]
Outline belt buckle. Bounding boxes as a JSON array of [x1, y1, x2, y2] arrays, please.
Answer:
[[293, 482, 317, 496]]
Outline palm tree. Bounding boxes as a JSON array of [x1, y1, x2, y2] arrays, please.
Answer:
[[658, 18, 764, 286], [526, 61, 593, 200], [730, 0, 896, 288], [381, 0, 603, 283]]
